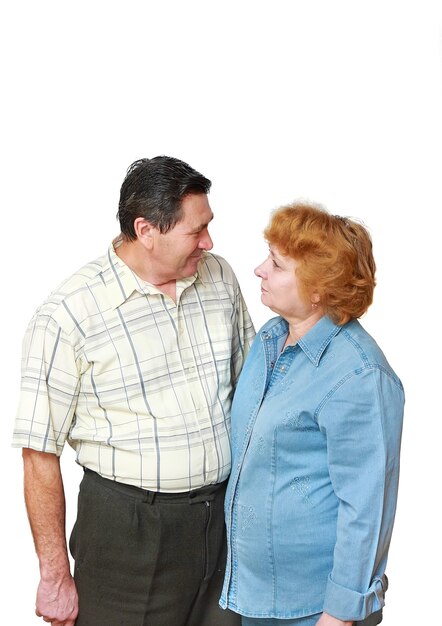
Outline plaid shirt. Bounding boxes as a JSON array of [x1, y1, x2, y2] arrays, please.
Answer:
[[13, 245, 255, 492]]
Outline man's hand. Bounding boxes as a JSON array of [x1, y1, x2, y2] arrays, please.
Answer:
[[35, 573, 78, 625], [315, 613, 353, 626]]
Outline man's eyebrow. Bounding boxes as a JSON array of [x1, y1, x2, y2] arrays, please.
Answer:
[[191, 212, 214, 232]]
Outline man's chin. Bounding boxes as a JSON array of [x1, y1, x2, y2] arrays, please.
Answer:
[[181, 258, 202, 277]]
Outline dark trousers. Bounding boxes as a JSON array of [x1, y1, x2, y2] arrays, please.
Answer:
[[241, 610, 383, 625], [69, 469, 240, 626], [355, 609, 383, 626]]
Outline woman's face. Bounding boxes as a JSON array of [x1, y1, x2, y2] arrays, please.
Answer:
[[255, 246, 313, 321]]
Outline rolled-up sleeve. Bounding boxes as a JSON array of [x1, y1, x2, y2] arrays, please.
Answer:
[[318, 366, 404, 621], [13, 311, 81, 455]]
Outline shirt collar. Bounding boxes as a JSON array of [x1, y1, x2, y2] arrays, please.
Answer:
[[297, 316, 342, 366], [261, 315, 342, 367], [105, 242, 200, 309]]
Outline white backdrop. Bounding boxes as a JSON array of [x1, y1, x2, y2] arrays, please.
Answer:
[[1, 1, 440, 624]]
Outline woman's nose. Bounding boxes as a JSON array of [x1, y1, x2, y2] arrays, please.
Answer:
[[254, 262, 266, 278]]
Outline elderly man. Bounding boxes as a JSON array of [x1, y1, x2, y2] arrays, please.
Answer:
[[13, 156, 255, 626]]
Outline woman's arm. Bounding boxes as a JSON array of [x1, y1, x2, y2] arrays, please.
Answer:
[[317, 366, 403, 622], [316, 613, 353, 626]]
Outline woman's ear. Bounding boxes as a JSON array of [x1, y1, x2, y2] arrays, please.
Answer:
[[311, 291, 321, 305]]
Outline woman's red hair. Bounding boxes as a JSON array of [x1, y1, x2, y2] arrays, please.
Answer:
[[264, 203, 376, 325]]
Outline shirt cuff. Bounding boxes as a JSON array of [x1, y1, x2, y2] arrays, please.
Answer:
[[322, 574, 388, 621]]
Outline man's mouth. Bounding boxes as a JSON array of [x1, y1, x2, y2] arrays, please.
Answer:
[[191, 251, 206, 260]]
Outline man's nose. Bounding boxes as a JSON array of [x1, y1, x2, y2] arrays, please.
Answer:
[[199, 228, 213, 250]]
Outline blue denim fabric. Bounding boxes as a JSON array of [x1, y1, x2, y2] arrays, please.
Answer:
[[220, 316, 404, 621]]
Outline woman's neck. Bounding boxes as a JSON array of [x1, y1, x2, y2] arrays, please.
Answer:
[[283, 311, 324, 348]]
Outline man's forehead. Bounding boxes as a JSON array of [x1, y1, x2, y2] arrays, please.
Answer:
[[179, 196, 214, 228], [193, 211, 214, 226]]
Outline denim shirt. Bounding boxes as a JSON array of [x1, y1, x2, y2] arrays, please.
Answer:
[[220, 316, 404, 621]]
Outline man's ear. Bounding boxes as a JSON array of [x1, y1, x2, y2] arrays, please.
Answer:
[[133, 217, 156, 248]]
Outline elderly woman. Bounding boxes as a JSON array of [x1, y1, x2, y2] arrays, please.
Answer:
[[220, 203, 404, 626]]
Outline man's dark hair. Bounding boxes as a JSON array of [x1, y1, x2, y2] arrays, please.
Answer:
[[117, 156, 212, 239]]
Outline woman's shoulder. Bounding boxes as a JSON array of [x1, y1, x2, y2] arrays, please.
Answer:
[[339, 319, 402, 384]]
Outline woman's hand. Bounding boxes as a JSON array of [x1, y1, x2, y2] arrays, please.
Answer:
[[315, 612, 353, 626]]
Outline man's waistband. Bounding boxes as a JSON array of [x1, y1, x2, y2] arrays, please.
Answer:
[[82, 467, 227, 505]]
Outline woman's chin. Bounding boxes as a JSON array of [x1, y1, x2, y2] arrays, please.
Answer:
[[261, 295, 278, 314]]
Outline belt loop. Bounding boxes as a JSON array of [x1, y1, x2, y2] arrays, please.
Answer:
[[146, 490, 156, 505]]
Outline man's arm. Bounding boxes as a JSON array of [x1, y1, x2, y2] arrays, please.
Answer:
[[23, 448, 78, 626]]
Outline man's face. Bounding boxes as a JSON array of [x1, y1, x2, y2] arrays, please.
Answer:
[[152, 193, 214, 281]]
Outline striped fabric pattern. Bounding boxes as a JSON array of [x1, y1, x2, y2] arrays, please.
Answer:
[[13, 245, 255, 492]]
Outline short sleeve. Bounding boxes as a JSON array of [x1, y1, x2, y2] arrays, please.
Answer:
[[12, 311, 81, 455]]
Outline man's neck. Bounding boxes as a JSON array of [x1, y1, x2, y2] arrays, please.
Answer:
[[114, 238, 177, 302]]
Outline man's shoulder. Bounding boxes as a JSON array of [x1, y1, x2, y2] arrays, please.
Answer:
[[31, 250, 110, 323], [199, 252, 238, 285]]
